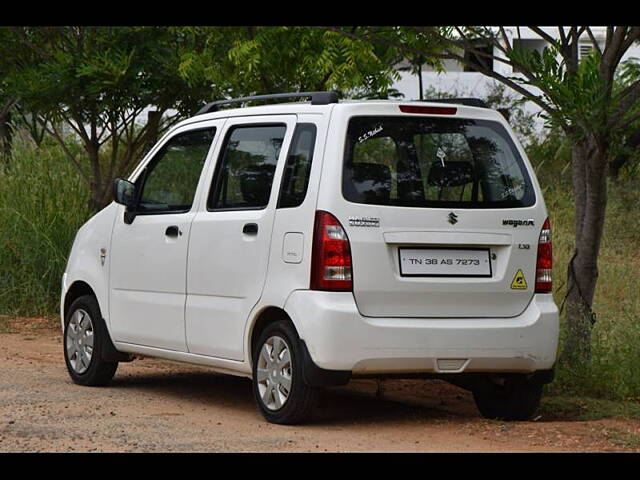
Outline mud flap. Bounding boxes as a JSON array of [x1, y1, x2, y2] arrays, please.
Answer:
[[298, 339, 351, 387], [100, 318, 134, 363]]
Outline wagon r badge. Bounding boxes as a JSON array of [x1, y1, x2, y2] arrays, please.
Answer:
[[502, 219, 535, 228], [348, 216, 380, 228], [448, 212, 458, 225]]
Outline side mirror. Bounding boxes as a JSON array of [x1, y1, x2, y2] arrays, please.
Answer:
[[112, 178, 136, 208]]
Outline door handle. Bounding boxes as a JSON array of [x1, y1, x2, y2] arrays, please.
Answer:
[[165, 225, 182, 237], [242, 223, 258, 235]]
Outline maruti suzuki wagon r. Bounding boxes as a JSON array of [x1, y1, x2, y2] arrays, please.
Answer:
[[61, 92, 559, 424]]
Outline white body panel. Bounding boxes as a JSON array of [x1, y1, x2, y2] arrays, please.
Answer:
[[60, 202, 119, 329], [108, 210, 195, 351], [185, 115, 297, 360], [61, 99, 559, 380], [284, 291, 558, 373], [108, 119, 225, 351], [317, 103, 544, 319]]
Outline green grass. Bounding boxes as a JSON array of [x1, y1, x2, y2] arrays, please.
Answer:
[[0, 134, 90, 316], [540, 394, 640, 421], [605, 429, 640, 449]]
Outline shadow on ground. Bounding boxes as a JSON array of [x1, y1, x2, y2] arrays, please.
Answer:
[[107, 369, 483, 426]]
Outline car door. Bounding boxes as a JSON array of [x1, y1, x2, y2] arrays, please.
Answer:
[[185, 115, 296, 360], [109, 122, 222, 351]]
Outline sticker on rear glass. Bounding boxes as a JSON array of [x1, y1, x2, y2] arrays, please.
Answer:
[[436, 147, 447, 166], [358, 125, 383, 143], [510, 269, 528, 290]]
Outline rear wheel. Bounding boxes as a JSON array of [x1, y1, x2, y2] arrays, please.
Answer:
[[64, 295, 118, 386], [472, 375, 543, 421], [252, 321, 318, 424]]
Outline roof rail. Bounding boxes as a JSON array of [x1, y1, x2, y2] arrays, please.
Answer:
[[421, 98, 488, 108], [196, 91, 339, 115]]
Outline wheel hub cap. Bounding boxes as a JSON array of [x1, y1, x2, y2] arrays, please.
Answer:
[[257, 336, 292, 411], [65, 309, 94, 374]]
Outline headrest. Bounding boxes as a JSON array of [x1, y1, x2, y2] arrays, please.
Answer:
[[427, 161, 474, 187], [238, 163, 276, 206], [348, 162, 392, 203]]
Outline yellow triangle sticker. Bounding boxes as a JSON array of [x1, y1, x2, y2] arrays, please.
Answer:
[[510, 269, 528, 290]]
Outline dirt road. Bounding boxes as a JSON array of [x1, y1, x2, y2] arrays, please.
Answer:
[[1, 318, 638, 452]]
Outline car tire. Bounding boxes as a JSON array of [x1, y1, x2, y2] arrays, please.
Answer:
[[252, 320, 318, 425], [472, 375, 543, 421], [63, 295, 118, 386]]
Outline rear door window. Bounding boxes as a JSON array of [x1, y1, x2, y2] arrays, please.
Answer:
[[208, 124, 286, 210], [343, 116, 535, 208]]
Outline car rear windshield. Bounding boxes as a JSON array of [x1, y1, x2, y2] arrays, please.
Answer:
[[342, 116, 535, 209]]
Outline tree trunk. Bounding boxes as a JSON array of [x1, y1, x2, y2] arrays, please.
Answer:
[[86, 140, 106, 213], [562, 135, 609, 367], [0, 111, 13, 169], [144, 110, 162, 156]]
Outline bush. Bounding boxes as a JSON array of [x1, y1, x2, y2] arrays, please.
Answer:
[[0, 133, 90, 315]]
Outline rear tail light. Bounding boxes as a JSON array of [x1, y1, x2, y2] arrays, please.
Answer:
[[310, 211, 352, 291], [535, 218, 552, 293]]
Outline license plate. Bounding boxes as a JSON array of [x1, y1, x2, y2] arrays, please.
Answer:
[[398, 248, 492, 277]]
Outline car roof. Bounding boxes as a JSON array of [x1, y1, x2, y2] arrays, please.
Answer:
[[176, 99, 500, 129]]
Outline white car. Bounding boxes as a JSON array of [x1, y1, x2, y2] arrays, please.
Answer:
[[60, 92, 559, 424]]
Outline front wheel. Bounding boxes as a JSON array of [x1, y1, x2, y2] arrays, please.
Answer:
[[63, 295, 118, 386], [472, 375, 543, 421], [252, 321, 318, 424]]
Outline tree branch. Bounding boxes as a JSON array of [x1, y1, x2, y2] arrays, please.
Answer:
[[585, 27, 603, 56], [41, 119, 91, 184], [527, 27, 558, 48], [331, 26, 557, 118], [609, 78, 640, 129]]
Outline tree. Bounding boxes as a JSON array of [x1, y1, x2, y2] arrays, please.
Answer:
[[177, 27, 402, 101], [609, 59, 640, 178], [423, 82, 538, 142], [0, 27, 218, 211], [0, 35, 17, 168], [0, 97, 15, 167], [336, 26, 640, 367]]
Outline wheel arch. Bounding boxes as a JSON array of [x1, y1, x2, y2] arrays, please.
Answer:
[[63, 280, 132, 363], [63, 280, 98, 321], [246, 304, 350, 388], [248, 306, 298, 366]]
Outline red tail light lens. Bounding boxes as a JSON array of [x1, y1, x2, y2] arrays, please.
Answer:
[[310, 211, 352, 291], [535, 218, 552, 293]]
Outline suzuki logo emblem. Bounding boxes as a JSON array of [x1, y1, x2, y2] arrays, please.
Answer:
[[448, 212, 458, 225]]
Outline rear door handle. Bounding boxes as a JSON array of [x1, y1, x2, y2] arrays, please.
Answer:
[[243, 223, 258, 235], [165, 225, 182, 237]]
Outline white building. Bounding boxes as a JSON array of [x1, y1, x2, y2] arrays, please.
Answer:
[[392, 27, 640, 134]]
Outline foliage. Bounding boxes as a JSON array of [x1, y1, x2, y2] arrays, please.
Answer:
[[0, 133, 90, 315], [528, 140, 640, 401], [176, 27, 402, 100], [423, 82, 539, 143], [2, 27, 212, 120], [0, 27, 217, 209]]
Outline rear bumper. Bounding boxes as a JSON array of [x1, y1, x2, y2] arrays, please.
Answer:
[[284, 291, 559, 376]]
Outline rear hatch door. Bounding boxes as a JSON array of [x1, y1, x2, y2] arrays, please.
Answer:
[[337, 107, 544, 318]]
